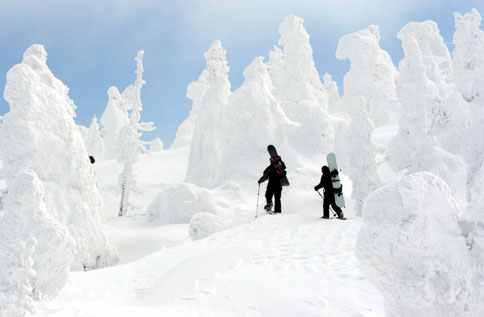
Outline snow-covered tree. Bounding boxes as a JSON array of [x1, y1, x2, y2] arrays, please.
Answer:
[[0, 169, 73, 300], [453, 9, 484, 105], [398, 21, 472, 160], [452, 10, 484, 185], [100, 86, 129, 160], [0, 238, 36, 317], [357, 172, 475, 316], [386, 25, 467, 210], [215, 56, 295, 186], [336, 25, 399, 126], [149, 137, 164, 152], [450, 12, 484, 272], [186, 41, 231, 188], [0, 44, 118, 270], [85, 115, 105, 161], [268, 15, 334, 159], [336, 97, 380, 216], [118, 50, 155, 216], [323, 73, 341, 113], [172, 69, 209, 149], [465, 158, 484, 314]]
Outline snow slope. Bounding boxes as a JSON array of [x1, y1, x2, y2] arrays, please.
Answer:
[[35, 212, 383, 317], [95, 147, 189, 220]]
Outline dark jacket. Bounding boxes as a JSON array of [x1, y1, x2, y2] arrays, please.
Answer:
[[315, 173, 334, 196], [258, 156, 286, 189]]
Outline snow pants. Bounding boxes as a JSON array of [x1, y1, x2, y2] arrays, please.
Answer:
[[323, 194, 343, 218], [266, 185, 282, 213]]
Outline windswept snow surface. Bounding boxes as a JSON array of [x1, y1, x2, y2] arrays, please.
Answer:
[[35, 213, 383, 317]]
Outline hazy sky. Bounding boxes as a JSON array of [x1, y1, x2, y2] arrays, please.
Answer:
[[1, 0, 483, 145]]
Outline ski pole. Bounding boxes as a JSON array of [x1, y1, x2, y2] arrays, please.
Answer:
[[255, 183, 261, 219], [316, 190, 324, 200], [316, 190, 338, 217]]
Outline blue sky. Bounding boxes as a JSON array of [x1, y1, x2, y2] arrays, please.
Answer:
[[1, 0, 483, 146]]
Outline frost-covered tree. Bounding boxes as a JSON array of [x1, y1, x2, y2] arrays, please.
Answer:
[[453, 9, 484, 105], [398, 21, 472, 160], [118, 50, 155, 216], [100, 86, 129, 160], [357, 172, 475, 317], [323, 73, 341, 113], [452, 9, 484, 184], [0, 44, 118, 270], [0, 170, 73, 300], [172, 69, 209, 149], [336, 97, 379, 216], [465, 158, 484, 315], [336, 25, 399, 126], [268, 15, 334, 159], [400, 21, 453, 90], [386, 25, 467, 210], [216, 56, 295, 186], [0, 238, 36, 317], [149, 137, 164, 152], [85, 115, 105, 161], [186, 41, 231, 188]]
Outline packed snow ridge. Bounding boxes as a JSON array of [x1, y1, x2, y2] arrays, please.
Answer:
[[1, 9, 484, 317]]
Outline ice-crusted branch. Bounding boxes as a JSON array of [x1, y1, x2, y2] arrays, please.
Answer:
[[118, 50, 155, 216]]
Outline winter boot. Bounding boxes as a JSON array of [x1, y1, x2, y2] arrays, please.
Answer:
[[264, 202, 273, 212]]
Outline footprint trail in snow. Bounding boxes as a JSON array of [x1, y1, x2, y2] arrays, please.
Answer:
[[36, 212, 383, 317]]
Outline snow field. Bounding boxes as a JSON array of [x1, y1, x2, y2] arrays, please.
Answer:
[[35, 211, 383, 317]]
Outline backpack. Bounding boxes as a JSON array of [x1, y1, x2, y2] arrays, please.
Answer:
[[273, 157, 290, 186]]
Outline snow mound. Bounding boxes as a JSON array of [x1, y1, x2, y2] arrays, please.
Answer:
[[148, 183, 219, 224], [1, 44, 118, 270], [188, 212, 227, 240], [357, 172, 474, 316]]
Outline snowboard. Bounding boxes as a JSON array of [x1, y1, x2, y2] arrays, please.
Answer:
[[326, 152, 346, 209]]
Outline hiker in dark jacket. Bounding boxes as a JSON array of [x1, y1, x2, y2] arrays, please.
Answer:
[[314, 165, 345, 219], [258, 145, 287, 214]]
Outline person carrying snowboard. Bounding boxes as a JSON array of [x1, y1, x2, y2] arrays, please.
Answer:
[[314, 165, 345, 219], [258, 145, 288, 214]]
